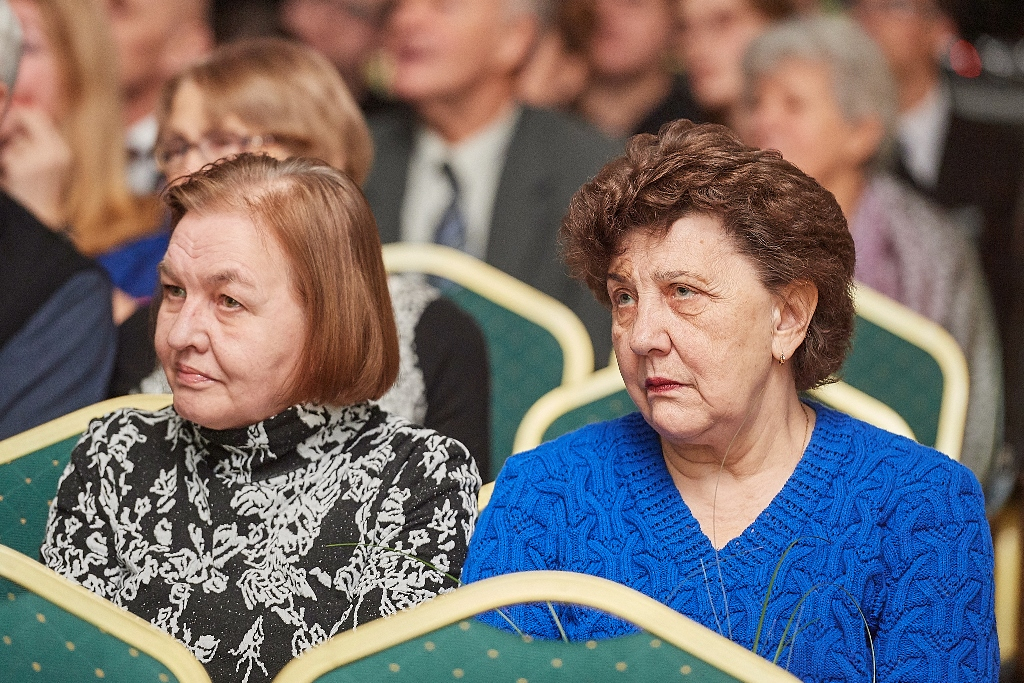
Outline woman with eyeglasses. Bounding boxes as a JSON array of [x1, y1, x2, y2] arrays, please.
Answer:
[[116, 37, 492, 478]]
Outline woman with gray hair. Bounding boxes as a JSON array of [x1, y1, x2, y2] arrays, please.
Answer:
[[741, 15, 1004, 500]]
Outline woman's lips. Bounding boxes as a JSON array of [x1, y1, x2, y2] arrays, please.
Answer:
[[175, 364, 215, 387], [645, 376, 683, 393]]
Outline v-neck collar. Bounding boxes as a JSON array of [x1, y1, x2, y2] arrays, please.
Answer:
[[615, 402, 851, 588]]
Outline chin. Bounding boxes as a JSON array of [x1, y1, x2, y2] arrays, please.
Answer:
[[172, 397, 237, 431]]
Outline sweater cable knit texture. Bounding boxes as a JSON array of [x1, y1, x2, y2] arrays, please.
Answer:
[[461, 404, 997, 682]]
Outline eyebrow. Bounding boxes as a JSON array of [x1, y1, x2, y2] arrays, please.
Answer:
[[606, 269, 708, 284], [157, 262, 258, 289], [651, 269, 707, 283], [205, 269, 258, 289]]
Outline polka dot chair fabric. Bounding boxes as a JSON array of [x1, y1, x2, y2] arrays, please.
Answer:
[[0, 545, 210, 683], [308, 619, 736, 682]]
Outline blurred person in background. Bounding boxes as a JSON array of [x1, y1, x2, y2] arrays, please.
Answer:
[[515, 0, 594, 111], [741, 15, 1006, 500], [366, 0, 620, 362], [4, 0, 166, 321], [577, 0, 702, 137], [116, 38, 492, 477], [676, 0, 800, 127], [103, 0, 212, 195], [851, 0, 1024, 467], [280, 0, 393, 112], [0, 0, 116, 439]]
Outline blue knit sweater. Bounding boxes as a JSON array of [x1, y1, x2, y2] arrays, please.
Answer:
[[461, 404, 997, 681]]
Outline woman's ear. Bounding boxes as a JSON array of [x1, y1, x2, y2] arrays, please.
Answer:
[[772, 280, 818, 361]]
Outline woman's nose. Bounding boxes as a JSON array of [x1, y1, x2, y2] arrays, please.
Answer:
[[628, 298, 673, 356], [163, 300, 210, 353]]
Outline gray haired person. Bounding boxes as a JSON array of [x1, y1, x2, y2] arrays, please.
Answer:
[[741, 15, 1008, 506], [0, 0, 19, 99]]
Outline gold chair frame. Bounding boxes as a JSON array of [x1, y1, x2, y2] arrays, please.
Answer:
[[382, 243, 595, 385], [0, 544, 211, 683], [852, 284, 969, 460], [0, 395, 174, 465], [273, 570, 800, 683]]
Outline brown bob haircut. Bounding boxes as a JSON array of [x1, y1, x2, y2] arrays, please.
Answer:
[[165, 153, 399, 405], [158, 37, 373, 185], [561, 120, 856, 391]]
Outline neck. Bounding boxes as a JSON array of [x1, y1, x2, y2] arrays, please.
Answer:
[[124, 85, 160, 128], [897, 65, 940, 114], [416, 78, 517, 144], [662, 388, 809, 483], [823, 169, 867, 221], [662, 382, 813, 550], [579, 69, 672, 138]]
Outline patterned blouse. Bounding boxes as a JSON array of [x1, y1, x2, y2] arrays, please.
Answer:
[[41, 402, 480, 683]]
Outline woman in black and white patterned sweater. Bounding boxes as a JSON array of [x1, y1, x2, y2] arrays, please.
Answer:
[[41, 154, 480, 683]]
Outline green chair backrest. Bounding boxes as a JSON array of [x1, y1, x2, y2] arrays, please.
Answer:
[[445, 286, 572, 473], [839, 285, 968, 459], [383, 244, 594, 476], [0, 396, 174, 557], [541, 389, 635, 445], [272, 571, 801, 683], [0, 436, 79, 556], [513, 365, 635, 454], [0, 544, 210, 683], [843, 316, 943, 446]]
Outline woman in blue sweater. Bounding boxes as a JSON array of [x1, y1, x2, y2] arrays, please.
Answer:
[[461, 119, 997, 681]]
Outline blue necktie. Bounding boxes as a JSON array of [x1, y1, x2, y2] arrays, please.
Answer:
[[433, 162, 467, 252]]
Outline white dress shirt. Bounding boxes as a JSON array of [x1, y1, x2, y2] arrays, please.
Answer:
[[897, 81, 951, 190], [125, 114, 161, 195], [400, 106, 521, 259]]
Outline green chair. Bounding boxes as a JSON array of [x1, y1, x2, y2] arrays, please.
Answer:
[[842, 284, 968, 460], [0, 395, 173, 557], [271, 570, 800, 683], [512, 359, 914, 456], [383, 243, 595, 476], [0, 543, 210, 683], [513, 363, 635, 455]]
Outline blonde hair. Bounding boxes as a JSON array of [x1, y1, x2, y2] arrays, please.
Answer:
[[33, 0, 159, 256], [158, 38, 374, 185]]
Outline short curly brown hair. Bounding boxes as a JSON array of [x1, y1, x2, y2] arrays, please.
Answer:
[[561, 119, 855, 391]]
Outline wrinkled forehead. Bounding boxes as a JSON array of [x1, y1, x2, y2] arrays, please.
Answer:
[[608, 213, 746, 277]]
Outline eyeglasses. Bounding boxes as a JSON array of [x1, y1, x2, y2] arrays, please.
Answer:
[[154, 132, 283, 169]]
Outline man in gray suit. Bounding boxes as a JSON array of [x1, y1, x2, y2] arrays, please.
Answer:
[[363, 0, 620, 362]]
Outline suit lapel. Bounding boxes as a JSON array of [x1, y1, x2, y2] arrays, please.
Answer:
[[365, 109, 417, 244], [487, 108, 555, 279]]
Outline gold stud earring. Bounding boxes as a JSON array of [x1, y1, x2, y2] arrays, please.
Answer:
[[779, 352, 786, 365]]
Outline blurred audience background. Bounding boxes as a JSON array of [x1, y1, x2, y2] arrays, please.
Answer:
[[2, 0, 1024, 577]]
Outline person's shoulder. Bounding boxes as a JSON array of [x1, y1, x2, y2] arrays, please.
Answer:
[[369, 405, 476, 470], [503, 411, 650, 474], [820, 403, 982, 503], [515, 106, 623, 163], [366, 103, 417, 141], [73, 404, 180, 466], [869, 174, 974, 249]]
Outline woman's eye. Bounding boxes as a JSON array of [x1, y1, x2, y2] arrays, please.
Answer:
[[222, 295, 242, 309], [675, 285, 694, 298], [163, 284, 185, 298], [614, 291, 635, 306]]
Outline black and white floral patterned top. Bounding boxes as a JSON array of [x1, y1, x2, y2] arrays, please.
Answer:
[[40, 402, 480, 683]]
